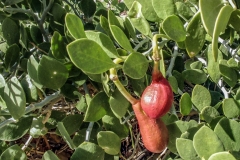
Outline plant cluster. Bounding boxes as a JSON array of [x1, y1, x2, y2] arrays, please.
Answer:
[[0, 0, 240, 159]]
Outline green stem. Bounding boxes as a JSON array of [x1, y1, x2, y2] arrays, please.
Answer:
[[110, 58, 138, 105], [152, 34, 170, 61]]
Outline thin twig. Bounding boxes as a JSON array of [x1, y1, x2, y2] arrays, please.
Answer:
[[22, 135, 34, 151]]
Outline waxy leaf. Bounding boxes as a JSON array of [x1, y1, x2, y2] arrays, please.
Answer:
[[193, 126, 224, 160], [168, 76, 178, 94], [85, 31, 119, 58], [229, 10, 240, 31], [84, 92, 108, 122], [57, 122, 76, 150], [185, 12, 206, 58], [67, 39, 116, 74], [80, 0, 96, 18], [152, 0, 175, 20], [2, 17, 20, 45], [209, 152, 236, 160], [162, 15, 186, 42], [127, 1, 151, 35], [0, 116, 32, 141], [71, 142, 104, 160], [214, 117, 240, 151], [4, 76, 26, 120], [4, 44, 20, 70], [110, 25, 133, 52], [222, 98, 239, 118], [108, 10, 123, 30], [0, 144, 26, 160], [38, 55, 69, 89], [97, 131, 121, 155], [21, 75, 38, 103], [212, 5, 233, 61], [199, 0, 224, 36], [51, 31, 67, 59], [191, 85, 211, 112], [176, 138, 197, 160], [30, 117, 47, 138], [182, 69, 207, 84], [30, 25, 42, 44], [102, 115, 129, 139], [27, 55, 43, 89], [43, 150, 60, 160], [109, 88, 130, 118], [65, 13, 86, 39], [123, 52, 148, 79], [206, 44, 222, 83], [180, 93, 192, 116]]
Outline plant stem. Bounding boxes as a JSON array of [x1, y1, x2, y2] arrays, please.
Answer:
[[110, 58, 138, 105], [85, 122, 94, 141], [22, 135, 33, 151], [0, 118, 17, 129], [166, 45, 179, 77]]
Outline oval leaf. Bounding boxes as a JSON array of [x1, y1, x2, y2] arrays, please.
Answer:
[[176, 138, 197, 160], [65, 13, 86, 39], [2, 17, 20, 45], [5, 44, 20, 70], [38, 55, 69, 89], [43, 150, 60, 160], [201, 106, 219, 123], [0, 144, 27, 160], [67, 38, 116, 74], [209, 152, 236, 160], [123, 52, 148, 79], [152, 0, 175, 20], [180, 93, 192, 116], [222, 98, 239, 118], [191, 85, 211, 112], [51, 31, 67, 59], [182, 69, 207, 84], [4, 76, 26, 120], [193, 126, 224, 159], [84, 92, 108, 122], [162, 15, 186, 42], [97, 131, 121, 155], [71, 142, 104, 160]]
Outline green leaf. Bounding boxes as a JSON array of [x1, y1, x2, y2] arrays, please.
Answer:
[[123, 52, 148, 79], [214, 117, 240, 151], [27, 55, 43, 89], [209, 152, 236, 160], [110, 25, 133, 52], [4, 76, 26, 120], [175, 2, 194, 19], [124, 17, 137, 41], [42, 150, 60, 160], [80, 0, 96, 18], [222, 98, 239, 118], [168, 76, 178, 94], [127, 1, 151, 35], [0, 116, 32, 141], [206, 44, 223, 83], [152, 0, 175, 20], [182, 69, 207, 84], [162, 15, 186, 42], [191, 85, 211, 112], [51, 3, 66, 22], [84, 92, 108, 122], [30, 25, 42, 44], [176, 138, 197, 160], [199, 0, 224, 36], [45, 110, 66, 129], [85, 31, 119, 58], [21, 75, 38, 103], [108, 10, 123, 29], [51, 31, 67, 59], [57, 114, 83, 135], [109, 88, 130, 118], [97, 131, 121, 155], [180, 93, 192, 116], [193, 126, 224, 159], [229, 10, 240, 31], [65, 13, 86, 39], [0, 144, 26, 160], [190, 61, 203, 70], [30, 117, 47, 138], [201, 106, 219, 123], [57, 122, 76, 150], [67, 38, 116, 74], [185, 12, 206, 58], [102, 115, 129, 139], [38, 55, 69, 89], [4, 44, 20, 70], [212, 5, 233, 61], [2, 17, 20, 45], [71, 142, 104, 160], [20, 24, 28, 49], [4, 0, 23, 5], [219, 60, 238, 87]]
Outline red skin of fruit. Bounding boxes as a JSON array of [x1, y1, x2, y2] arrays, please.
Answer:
[[141, 70, 173, 119], [132, 101, 169, 153]]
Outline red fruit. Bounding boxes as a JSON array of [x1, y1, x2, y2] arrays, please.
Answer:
[[132, 101, 169, 153], [141, 70, 173, 119]]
